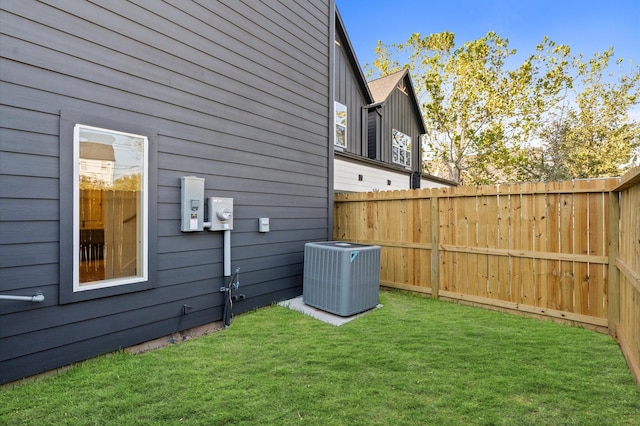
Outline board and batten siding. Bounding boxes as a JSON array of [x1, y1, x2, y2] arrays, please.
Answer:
[[377, 77, 422, 172], [334, 28, 368, 157], [0, 0, 333, 384]]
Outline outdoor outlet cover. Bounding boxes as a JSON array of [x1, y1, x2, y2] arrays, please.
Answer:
[[259, 217, 269, 233]]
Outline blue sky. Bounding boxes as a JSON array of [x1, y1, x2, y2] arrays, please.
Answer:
[[336, 0, 639, 70], [336, 0, 640, 119]]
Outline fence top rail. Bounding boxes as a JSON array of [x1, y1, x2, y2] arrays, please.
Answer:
[[334, 178, 621, 202], [614, 165, 640, 192]]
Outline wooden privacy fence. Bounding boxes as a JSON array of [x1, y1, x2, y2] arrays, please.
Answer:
[[610, 168, 640, 386], [334, 170, 640, 386]]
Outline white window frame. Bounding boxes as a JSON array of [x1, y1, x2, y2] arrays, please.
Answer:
[[334, 101, 347, 148], [392, 129, 412, 168], [73, 124, 149, 292]]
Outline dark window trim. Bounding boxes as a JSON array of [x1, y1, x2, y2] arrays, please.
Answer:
[[59, 110, 158, 304]]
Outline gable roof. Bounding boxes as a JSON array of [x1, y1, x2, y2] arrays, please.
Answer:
[[367, 69, 407, 103], [335, 8, 374, 104], [367, 69, 427, 134]]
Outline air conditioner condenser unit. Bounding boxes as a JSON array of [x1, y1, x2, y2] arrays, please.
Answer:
[[303, 241, 380, 316]]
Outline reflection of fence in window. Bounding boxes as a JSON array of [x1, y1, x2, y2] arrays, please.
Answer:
[[80, 229, 105, 261], [107, 190, 139, 279], [78, 189, 139, 284], [75, 124, 147, 290], [80, 228, 105, 283]]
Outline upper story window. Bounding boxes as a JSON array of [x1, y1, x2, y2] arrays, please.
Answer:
[[74, 124, 148, 292], [334, 101, 347, 148], [392, 129, 411, 168]]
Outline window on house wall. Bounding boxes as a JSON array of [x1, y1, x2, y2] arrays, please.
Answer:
[[392, 129, 411, 168], [334, 101, 347, 148], [74, 124, 148, 292]]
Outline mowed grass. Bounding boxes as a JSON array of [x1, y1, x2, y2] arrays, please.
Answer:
[[2, 290, 638, 425]]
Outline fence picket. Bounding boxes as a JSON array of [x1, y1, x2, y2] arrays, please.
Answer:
[[486, 189, 500, 299], [573, 179, 591, 315], [497, 188, 511, 301]]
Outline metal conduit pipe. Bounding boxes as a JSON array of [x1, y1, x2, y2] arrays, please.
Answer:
[[223, 229, 231, 277], [202, 226, 232, 277], [0, 292, 45, 303]]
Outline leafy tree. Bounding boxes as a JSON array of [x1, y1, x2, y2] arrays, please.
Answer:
[[113, 173, 143, 192], [367, 33, 640, 184], [527, 49, 640, 180], [367, 32, 572, 184]]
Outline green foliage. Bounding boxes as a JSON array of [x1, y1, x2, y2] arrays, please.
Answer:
[[367, 32, 640, 184], [529, 49, 640, 181], [113, 173, 142, 192], [2, 291, 638, 425], [79, 173, 142, 191]]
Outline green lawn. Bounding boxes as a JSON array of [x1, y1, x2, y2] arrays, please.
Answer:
[[2, 290, 639, 425]]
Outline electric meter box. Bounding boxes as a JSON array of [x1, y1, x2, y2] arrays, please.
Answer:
[[303, 241, 380, 316], [180, 176, 205, 232], [208, 197, 234, 231]]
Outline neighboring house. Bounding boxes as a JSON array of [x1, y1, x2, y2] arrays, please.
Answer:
[[333, 11, 455, 192], [366, 69, 425, 188], [0, 1, 333, 384], [332, 11, 382, 192], [367, 70, 455, 190]]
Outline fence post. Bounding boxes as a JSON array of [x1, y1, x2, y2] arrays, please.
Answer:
[[431, 195, 440, 299], [608, 190, 620, 338]]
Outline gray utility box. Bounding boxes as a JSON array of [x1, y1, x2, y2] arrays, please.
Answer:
[[303, 241, 381, 316]]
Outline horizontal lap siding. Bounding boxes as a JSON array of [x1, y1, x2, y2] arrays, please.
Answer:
[[334, 157, 411, 192], [0, 0, 331, 384]]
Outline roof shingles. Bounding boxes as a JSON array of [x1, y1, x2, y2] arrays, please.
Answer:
[[367, 69, 407, 103]]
